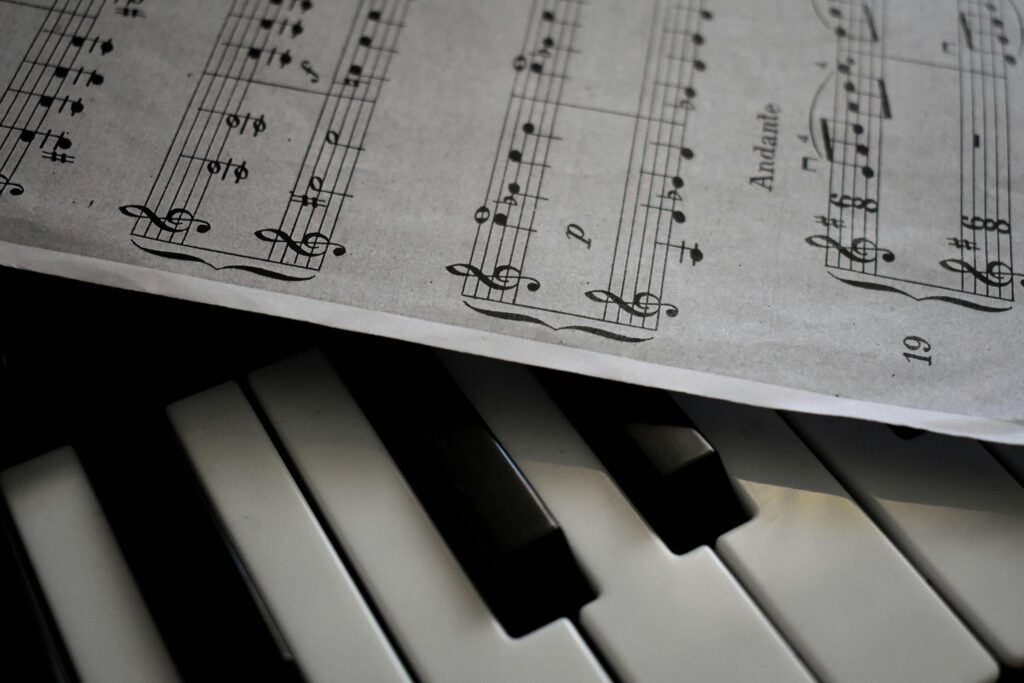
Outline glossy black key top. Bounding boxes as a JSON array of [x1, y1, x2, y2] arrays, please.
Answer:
[[334, 338, 596, 637], [538, 370, 750, 554], [73, 407, 301, 682]]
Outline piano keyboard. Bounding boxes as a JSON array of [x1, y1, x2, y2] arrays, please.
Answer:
[[2, 270, 1023, 683]]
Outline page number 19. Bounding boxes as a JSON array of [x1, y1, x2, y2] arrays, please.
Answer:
[[903, 336, 932, 366]]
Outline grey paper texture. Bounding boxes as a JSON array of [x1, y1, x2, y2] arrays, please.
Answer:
[[0, 0, 1022, 442]]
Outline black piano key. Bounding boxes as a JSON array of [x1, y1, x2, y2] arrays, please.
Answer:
[[1, 500, 77, 682], [537, 370, 751, 554], [333, 338, 596, 638], [72, 407, 302, 682]]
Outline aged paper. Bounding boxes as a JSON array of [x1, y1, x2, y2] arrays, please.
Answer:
[[0, 0, 1021, 442]]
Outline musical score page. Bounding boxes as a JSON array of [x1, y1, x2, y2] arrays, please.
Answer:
[[0, 0, 1022, 442]]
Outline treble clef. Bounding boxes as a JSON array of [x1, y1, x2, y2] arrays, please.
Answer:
[[585, 290, 679, 318], [940, 259, 1022, 288], [254, 229, 346, 257], [445, 263, 541, 291], [805, 234, 894, 263], [0, 173, 24, 196], [119, 204, 211, 233]]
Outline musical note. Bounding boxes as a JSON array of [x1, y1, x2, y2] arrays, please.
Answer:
[[204, 157, 249, 183], [246, 46, 293, 67], [114, 0, 145, 18], [585, 290, 679, 318], [37, 94, 85, 116], [501, 181, 520, 205], [19, 128, 73, 151], [289, 192, 327, 208], [224, 111, 267, 137], [254, 229, 346, 257], [940, 259, 1022, 288], [52, 66, 104, 86], [69, 35, 114, 55], [259, 17, 304, 37], [119, 205, 212, 234], [271, 0, 313, 12], [445, 263, 541, 291], [672, 240, 703, 265], [805, 234, 895, 263]]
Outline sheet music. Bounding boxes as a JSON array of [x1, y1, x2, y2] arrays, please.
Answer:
[[0, 0, 1022, 442]]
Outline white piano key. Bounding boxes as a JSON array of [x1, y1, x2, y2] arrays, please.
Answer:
[[787, 414, 1024, 669], [674, 397, 999, 683], [444, 353, 813, 683], [166, 382, 410, 683], [247, 350, 610, 683], [1, 447, 180, 683]]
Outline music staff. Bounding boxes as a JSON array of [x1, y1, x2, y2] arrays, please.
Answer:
[[805, 0, 1019, 311], [810, 0, 890, 275], [448, 0, 710, 339], [124, 0, 412, 280], [0, 0, 118, 197]]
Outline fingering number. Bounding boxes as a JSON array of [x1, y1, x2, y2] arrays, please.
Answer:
[[902, 335, 932, 366]]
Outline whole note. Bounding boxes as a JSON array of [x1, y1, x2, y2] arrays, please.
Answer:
[[251, 115, 267, 136]]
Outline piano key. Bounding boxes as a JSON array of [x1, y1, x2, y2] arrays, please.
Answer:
[[72, 408, 302, 682], [166, 382, 411, 683], [984, 441, 1024, 484], [336, 341, 595, 638], [443, 353, 813, 683], [247, 349, 611, 683], [1, 502, 73, 682], [786, 414, 1024, 670], [673, 397, 1000, 683], [0, 448, 180, 683], [537, 370, 750, 554]]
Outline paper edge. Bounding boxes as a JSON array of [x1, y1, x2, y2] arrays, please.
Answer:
[[3, 240, 1021, 445]]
